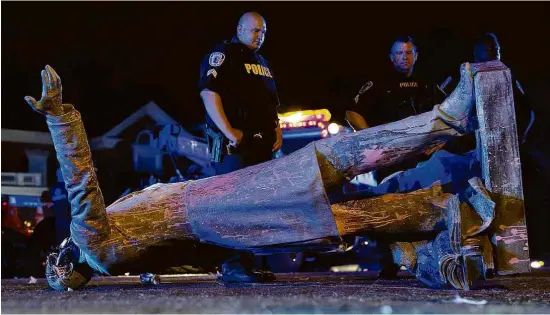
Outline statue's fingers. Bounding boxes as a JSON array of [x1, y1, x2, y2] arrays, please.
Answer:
[[24, 96, 39, 109], [54, 70, 62, 90], [41, 70, 51, 96], [45, 66, 56, 91], [46, 65, 61, 90]]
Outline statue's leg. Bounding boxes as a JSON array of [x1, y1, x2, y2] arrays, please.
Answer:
[[331, 182, 451, 236], [315, 63, 475, 189], [332, 177, 495, 290], [331, 183, 456, 286], [337, 149, 480, 202]]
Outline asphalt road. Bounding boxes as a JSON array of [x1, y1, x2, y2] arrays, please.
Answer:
[[2, 270, 550, 314]]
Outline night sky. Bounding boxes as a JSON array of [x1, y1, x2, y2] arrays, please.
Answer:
[[3, 1, 549, 138]]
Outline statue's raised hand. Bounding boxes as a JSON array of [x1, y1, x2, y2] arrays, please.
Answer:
[[25, 65, 65, 116]]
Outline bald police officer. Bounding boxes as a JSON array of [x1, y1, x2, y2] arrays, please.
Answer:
[[199, 12, 282, 283], [199, 12, 282, 175]]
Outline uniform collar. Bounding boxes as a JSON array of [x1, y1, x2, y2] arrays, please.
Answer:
[[230, 36, 241, 44], [230, 36, 258, 54], [391, 70, 418, 82]]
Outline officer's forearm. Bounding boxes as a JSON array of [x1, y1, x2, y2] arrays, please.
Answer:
[[345, 110, 369, 131], [200, 89, 234, 136]]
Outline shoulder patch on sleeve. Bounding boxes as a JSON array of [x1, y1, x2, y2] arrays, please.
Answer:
[[354, 81, 374, 104], [209, 52, 226, 67], [358, 81, 374, 95], [207, 69, 218, 78]]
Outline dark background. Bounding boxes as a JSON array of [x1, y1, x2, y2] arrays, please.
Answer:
[[3, 1, 549, 137]]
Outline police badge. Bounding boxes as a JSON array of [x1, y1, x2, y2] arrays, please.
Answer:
[[209, 52, 226, 67]]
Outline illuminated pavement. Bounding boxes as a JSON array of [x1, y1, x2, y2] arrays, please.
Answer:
[[2, 270, 550, 314]]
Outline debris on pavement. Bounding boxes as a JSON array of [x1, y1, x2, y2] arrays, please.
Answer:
[[140, 273, 160, 285], [452, 295, 488, 305], [380, 305, 393, 314]]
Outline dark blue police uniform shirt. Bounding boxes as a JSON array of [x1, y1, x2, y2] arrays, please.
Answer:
[[199, 37, 280, 136], [346, 71, 445, 180], [348, 72, 444, 127]]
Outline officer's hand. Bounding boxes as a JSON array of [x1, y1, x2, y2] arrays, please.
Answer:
[[272, 127, 283, 152], [24, 65, 65, 116], [227, 128, 244, 146]]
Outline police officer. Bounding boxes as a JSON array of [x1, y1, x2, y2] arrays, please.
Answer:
[[444, 32, 536, 155], [474, 33, 535, 144], [198, 12, 282, 283], [342, 36, 447, 278], [345, 35, 446, 182], [199, 11, 282, 175], [346, 35, 446, 130]]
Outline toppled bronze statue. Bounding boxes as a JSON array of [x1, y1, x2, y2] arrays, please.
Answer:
[[25, 61, 528, 291]]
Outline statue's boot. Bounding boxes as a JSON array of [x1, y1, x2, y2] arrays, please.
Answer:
[[388, 179, 495, 290], [315, 63, 476, 187]]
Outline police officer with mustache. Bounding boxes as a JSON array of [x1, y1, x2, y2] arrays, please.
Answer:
[[199, 12, 282, 176], [199, 11, 283, 284]]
